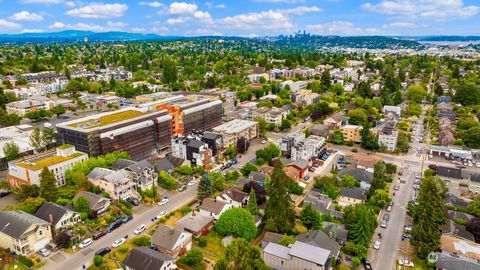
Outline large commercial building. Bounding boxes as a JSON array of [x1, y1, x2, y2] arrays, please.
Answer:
[[56, 108, 172, 161]]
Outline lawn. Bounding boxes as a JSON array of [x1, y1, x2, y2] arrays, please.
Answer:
[[164, 211, 184, 227], [193, 231, 225, 261]]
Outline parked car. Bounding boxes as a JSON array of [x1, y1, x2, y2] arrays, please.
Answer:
[[37, 248, 51, 257], [381, 220, 388, 228], [134, 224, 146, 235], [398, 259, 414, 267], [361, 258, 373, 270], [112, 238, 126, 248], [158, 198, 169, 206], [373, 241, 381, 250], [303, 175, 310, 181], [93, 230, 107, 240], [127, 197, 140, 206], [383, 213, 390, 221], [46, 242, 58, 252], [394, 184, 399, 191], [79, 238, 93, 249], [95, 247, 111, 257], [187, 180, 196, 186], [122, 215, 133, 223], [386, 205, 392, 212], [261, 140, 267, 144], [106, 221, 121, 232], [177, 185, 187, 192], [156, 211, 167, 219]]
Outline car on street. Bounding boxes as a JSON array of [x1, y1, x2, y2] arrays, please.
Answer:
[[373, 241, 381, 250], [261, 140, 267, 144], [37, 248, 51, 257], [394, 184, 399, 190], [177, 185, 187, 192], [93, 230, 107, 240], [106, 221, 121, 232], [95, 247, 111, 257], [383, 213, 390, 221], [381, 220, 388, 228], [386, 205, 392, 212], [156, 211, 167, 219], [134, 224, 146, 235], [187, 180, 196, 186], [79, 238, 93, 249], [303, 175, 310, 181], [158, 198, 169, 206], [127, 197, 140, 206], [398, 259, 415, 267], [476, 162, 480, 168], [361, 258, 373, 270], [112, 238, 126, 248], [122, 215, 133, 223]]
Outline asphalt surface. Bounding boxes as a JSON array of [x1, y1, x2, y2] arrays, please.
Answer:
[[42, 182, 198, 270]]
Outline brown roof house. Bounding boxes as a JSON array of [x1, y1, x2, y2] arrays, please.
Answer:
[[324, 113, 344, 130], [71, 191, 111, 214], [174, 211, 214, 238], [215, 188, 249, 208], [123, 246, 176, 270], [151, 224, 192, 257], [198, 198, 232, 220]]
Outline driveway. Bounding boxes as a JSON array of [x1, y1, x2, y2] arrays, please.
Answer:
[[42, 183, 198, 270]]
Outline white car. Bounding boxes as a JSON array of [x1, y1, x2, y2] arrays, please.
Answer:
[[79, 238, 93, 249], [476, 162, 480, 168], [37, 248, 51, 257], [158, 198, 169, 206], [156, 211, 167, 219], [373, 241, 381, 250], [112, 238, 126, 248], [261, 140, 267, 144], [187, 180, 196, 186], [381, 220, 388, 228], [134, 224, 146, 235], [398, 259, 415, 267]]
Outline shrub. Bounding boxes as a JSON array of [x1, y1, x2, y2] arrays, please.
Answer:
[[118, 245, 129, 253], [93, 255, 103, 267], [17, 255, 34, 268], [196, 237, 207, 247], [133, 236, 151, 246], [178, 249, 204, 269], [214, 208, 257, 241]]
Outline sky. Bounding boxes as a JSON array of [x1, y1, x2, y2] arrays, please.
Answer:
[[0, 0, 479, 36]]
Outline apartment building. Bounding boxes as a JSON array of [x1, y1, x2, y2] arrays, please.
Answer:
[[6, 100, 48, 116], [56, 108, 172, 160], [0, 211, 53, 256], [87, 167, 137, 201], [378, 128, 398, 152], [278, 132, 306, 157], [171, 135, 213, 167], [291, 136, 326, 161], [7, 145, 88, 189], [341, 125, 363, 143], [212, 119, 259, 148]]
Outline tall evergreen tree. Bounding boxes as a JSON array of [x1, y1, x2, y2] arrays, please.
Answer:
[[300, 203, 322, 230], [198, 172, 213, 199], [39, 167, 58, 202], [349, 205, 377, 246], [265, 163, 295, 234], [247, 189, 258, 215], [320, 69, 331, 92]]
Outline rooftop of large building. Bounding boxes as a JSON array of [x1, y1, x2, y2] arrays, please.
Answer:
[[213, 119, 258, 134], [13, 146, 86, 171], [68, 109, 147, 129]]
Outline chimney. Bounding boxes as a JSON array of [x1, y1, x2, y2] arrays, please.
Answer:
[[48, 213, 54, 224]]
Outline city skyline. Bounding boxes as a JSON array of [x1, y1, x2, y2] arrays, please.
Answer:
[[0, 0, 479, 37]]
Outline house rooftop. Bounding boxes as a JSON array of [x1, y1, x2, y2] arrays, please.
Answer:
[[123, 246, 174, 270], [213, 119, 258, 134], [340, 187, 366, 200], [0, 210, 49, 239], [15, 151, 84, 171]]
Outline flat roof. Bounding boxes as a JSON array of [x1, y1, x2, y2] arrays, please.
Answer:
[[16, 152, 85, 171], [0, 126, 34, 159], [213, 119, 258, 134], [68, 109, 147, 129]]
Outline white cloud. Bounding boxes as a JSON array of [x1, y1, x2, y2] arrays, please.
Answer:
[[21, 0, 64, 4], [362, 0, 479, 20], [65, 1, 75, 7], [166, 17, 188, 25], [151, 25, 169, 34], [192, 28, 223, 36], [0, 20, 22, 32], [206, 2, 226, 9], [280, 6, 322, 15], [9, 11, 44, 21], [131, 27, 147, 33], [49, 21, 126, 31], [139, 1, 164, 8], [220, 10, 293, 30], [253, 0, 305, 3], [383, 22, 416, 29], [21, 28, 44, 33], [66, 3, 128, 19], [193, 11, 214, 24], [169, 2, 198, 15], [306, 21, 377, 36]]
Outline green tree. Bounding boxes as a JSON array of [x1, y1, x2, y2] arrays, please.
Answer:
[[178, 249, 204, 269], [29, 128, 44, 152], [467, 197, 480, 217], [3, 142, 20, 161], [198, 173, 213, 198], [265, 163, 295, 234], [8, 196, 44, 214], [214, 238, 269, 270], [281, 119, 291, 130], [313, 176, 340, 199], [331, 130, 344, 145], [247, 189, 258, 215], [300, 203, 322, 230], [411, 176, 447, 256], [73, 196, 90, 214], [240, 163, 258, 177], [278, 235, 296, 246], [255, 143, 280, 162], [340, 174, 357, 188], [224, 146, 236, 159], [42, 128, 56, 148], [158, 171, 177, 190], [162, 57, 178, 84], [39, 167, 58, 202], [348, 205, 377, 246], [215, 208, 257, 241], [462, 126, 480, 148], [210, 171, 225, 191], [348, 109, 368, 126], [405, 84, 427, 103], [368, 189, 390, 208], [93, 256, 103, 267], [176, 165, 193, 175], [320, 70, 331, 92], [360, 125, 379, 150], [455, 83, 480, 106], [132, 236, 151, 246], [51, 105, 66, 117]]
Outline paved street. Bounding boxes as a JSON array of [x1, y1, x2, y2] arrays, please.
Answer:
[[42, 183, 198, 270]]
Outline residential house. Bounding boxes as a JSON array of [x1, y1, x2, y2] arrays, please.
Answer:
[[338, 187, 366, 207], [0, 211, 52, 255], [34, 202, 80, 232], [440, 235, 480, 262], [7, 145, 88, 189], [322, 222, 348, 245], [341, 125, 363, 143], [151, 225, 192, 257], [154, 156, 185, 175], [215, 188, 249, 208], [383, 105, 401, 118], [72, 191, 111, 214], [198, 198, 231, 220], [174, 211, 214, 238], [296, 230, 340, 260], [262, 241, 331, 270], [87, 167, 137, 201], [443, 193, 468, 209], [435, 252, 480, 270], [261, 232, 284, 249], [324, 114, 344, 130], [123, 246, 177, 270], [441, 219, 476, 243], [338, 168, 374, 190], [123, 160, 157, 191], [310, 124, 330, 138], [249, 171, 267, 186], [345, 153, 383, 173]]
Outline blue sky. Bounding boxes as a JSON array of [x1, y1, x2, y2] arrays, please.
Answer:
[[0, 0, 479, 36]]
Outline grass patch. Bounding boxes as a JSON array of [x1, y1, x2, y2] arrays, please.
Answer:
[[18, 152, 84, 170], [193, 231, 225, 261], [69, 110, 147, 129], [164, 211, 184, 227]]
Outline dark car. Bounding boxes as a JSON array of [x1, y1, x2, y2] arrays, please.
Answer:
[[95, 247, 111, 257], [93, 230, 107, 240], [122, 215, 133, 223], [106, 221, 121, 232], [0, 191, 11, 198], [127, 197, 140, 206], [361, 258, 373, 270]]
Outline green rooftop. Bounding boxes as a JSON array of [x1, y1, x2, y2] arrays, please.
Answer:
[[68, 110, 147, 129], [58, 144, 73, 149], [18, 152, 84, 171]]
